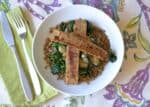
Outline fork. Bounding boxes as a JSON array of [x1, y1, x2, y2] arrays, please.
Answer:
[[11, 12, 41, 96]]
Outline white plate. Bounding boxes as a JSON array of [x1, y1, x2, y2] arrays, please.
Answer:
[[32, 5, 124, 96]]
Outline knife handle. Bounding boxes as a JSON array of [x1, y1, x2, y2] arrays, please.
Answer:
[[22, 40, 41, 96], [11, 46, 33, 101]]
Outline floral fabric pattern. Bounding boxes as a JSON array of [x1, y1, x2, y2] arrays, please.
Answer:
[[17, 0, 61, 19], [104, 63, 150, 107], [0, 0, 150, 107]]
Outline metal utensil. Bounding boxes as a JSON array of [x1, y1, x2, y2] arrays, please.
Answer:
[[10, 12, 41, 96], [0, 11, 33, 101]]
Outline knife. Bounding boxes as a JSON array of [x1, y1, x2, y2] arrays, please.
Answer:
[[0, 11, 33, 101]]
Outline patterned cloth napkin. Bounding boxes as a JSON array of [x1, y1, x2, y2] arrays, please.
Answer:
[[0, 7, 57, 106]]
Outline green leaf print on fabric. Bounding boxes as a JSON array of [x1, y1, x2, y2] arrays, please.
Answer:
[[137, 30, 150, 54], [123, 31, 137, 59], [0, 0, 10, 12], [66, 97, 78, 107], [126, 15, 141, 28], [65, 96, 86, 107], [80, 96, 85, 104], [123, 11, 150, 62], [134, 54, 150, 62], [70, 99, 78, 107]]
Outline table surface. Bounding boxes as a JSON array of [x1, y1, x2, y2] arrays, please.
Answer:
[[0, 0, 150, 107]]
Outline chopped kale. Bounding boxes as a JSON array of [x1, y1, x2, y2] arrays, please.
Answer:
[[79, 68, 88, 75], [109, 50, 117, 62], [87, 21, 93, 34], [60, 22, 67, 31], [67, 20, 75, 32], [49, 42, 66, 74]]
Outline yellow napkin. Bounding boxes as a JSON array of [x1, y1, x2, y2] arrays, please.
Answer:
[[0, 7, 57, 106]]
